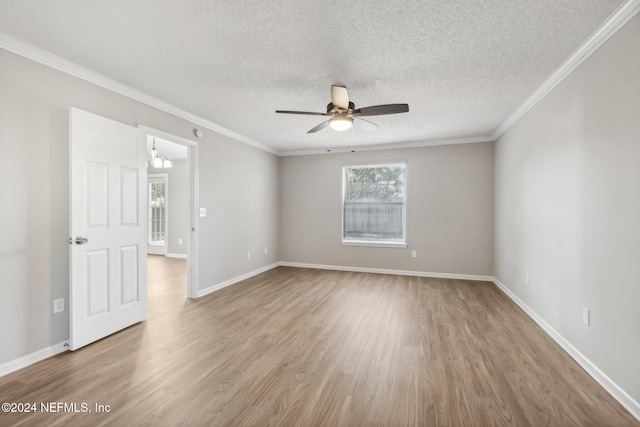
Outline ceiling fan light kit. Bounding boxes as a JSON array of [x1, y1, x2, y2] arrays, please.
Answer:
[[276, 85, 409, 134], [329, 115, 353, 131]]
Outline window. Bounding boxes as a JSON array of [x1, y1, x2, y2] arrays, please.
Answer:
[[148, 177, 167, 247], [342, 163, 406, 247]]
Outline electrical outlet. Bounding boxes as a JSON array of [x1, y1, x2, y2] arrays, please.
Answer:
[[264, 247, 268, 254], [247, 251, 251, 259], [53, 298, 64, 314], [178, 238, 183, 245], [411, 251, 417, 258], [582, 307, 590, 326], [199, 207, 207, 217]]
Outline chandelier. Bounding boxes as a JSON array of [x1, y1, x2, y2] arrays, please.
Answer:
[[148, 138, 172, 168]]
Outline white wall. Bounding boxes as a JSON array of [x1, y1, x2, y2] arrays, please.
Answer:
[[0, 48, 280, 365], [494, 13, 640, 405], [280, 143, 494, 276], [199, 133, 280, 286], [148, 159, 189, 256]]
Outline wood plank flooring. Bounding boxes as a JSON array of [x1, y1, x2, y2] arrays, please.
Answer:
[[0, 256, 637, 426]]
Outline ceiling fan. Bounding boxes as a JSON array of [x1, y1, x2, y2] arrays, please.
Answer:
[[276, 85, 409, 133]]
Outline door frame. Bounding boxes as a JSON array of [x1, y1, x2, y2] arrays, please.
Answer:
[[138, 125, 200, 299], [147, 174, 169, 256]]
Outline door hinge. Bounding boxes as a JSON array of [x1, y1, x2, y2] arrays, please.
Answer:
[[69, 237, 72, 245]]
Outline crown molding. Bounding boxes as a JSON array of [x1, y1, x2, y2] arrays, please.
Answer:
[[279, 135, 495, 156], [492, 0, 640, 140], [3, 0, 638, 157], [0, 33, 279, 156], [2, 31, 487, 158]]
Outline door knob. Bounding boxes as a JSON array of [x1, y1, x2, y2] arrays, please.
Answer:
[[75, 236, 89, 245]]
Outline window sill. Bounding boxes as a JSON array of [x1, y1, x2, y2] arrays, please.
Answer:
[[341, 240, 407, 248]]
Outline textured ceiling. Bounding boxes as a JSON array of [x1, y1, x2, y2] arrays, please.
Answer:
[[0, 0, 625, 153]]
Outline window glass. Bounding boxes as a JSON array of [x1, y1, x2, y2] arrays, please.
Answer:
[[343, 164, 406, 243], [149, 182, 166, 245]]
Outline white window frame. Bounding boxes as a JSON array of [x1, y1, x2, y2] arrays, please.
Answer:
[[148, 173, 168, 255], [341, 162, 407, 248]]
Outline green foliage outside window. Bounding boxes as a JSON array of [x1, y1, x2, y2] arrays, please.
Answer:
[[345, 165, 405, 202]]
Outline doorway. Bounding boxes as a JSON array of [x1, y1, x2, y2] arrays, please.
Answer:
[[140, 126, 199, 299], [69, 109, 200, 351]]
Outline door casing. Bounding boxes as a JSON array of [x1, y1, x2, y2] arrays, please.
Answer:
[[138, 125, 199, 299]]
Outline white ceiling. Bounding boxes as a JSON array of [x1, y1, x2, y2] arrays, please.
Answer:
[[0, 0, 627, 154], [146, 136, 188, 161]]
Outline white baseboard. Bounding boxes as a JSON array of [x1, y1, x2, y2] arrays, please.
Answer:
[[493, 278, 640, 421], [0, 341, 69, 378], [166, 253, 187, 259], [278, 261, 494, 282], [4, 270, 637, 423], [197, 263, 280, 298]]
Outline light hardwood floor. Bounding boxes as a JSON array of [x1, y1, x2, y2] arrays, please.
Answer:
[[0, 256, 637, 426]]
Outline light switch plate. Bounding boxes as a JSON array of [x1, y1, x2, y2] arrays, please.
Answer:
[[199, 208, 207, 217]]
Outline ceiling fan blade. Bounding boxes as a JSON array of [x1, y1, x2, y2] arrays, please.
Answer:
[[352, 104, 409, 117], [307, 120, 330, 133], [331, 85, 349, 110], [276, 110, 330, 116], [355, 117, 379, 131]]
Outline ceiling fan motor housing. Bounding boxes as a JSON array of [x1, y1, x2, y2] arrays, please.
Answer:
[[327, 102, 355, 114]]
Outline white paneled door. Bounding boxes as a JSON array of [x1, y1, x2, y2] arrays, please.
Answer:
[[69, 108, 147, 351]]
